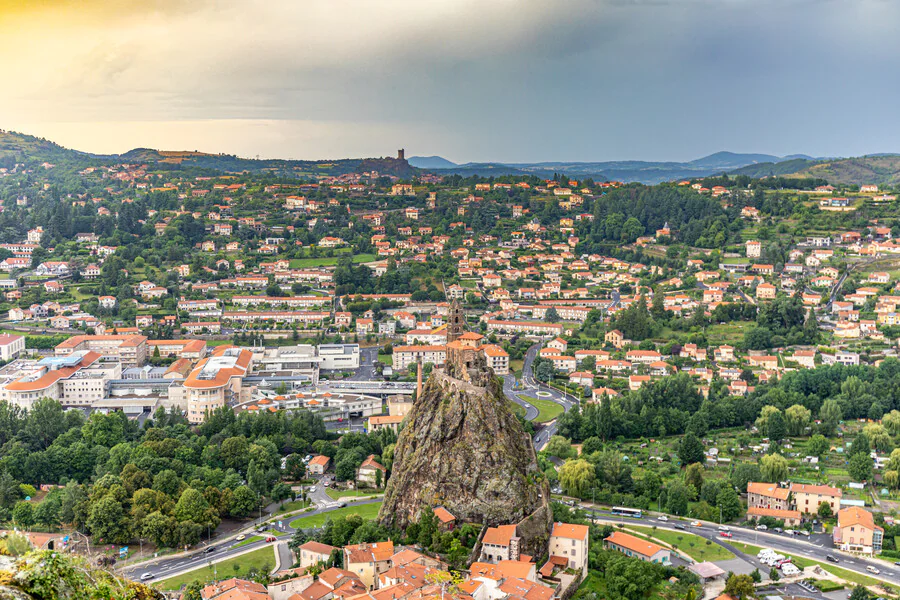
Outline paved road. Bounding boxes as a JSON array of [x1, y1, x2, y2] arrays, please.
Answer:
[[501, 343, 577, 450], [122, 499, 382, 583], [585, 507, 900, 588]]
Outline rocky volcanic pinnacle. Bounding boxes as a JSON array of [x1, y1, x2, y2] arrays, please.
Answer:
[[378, 361, 549, 537]]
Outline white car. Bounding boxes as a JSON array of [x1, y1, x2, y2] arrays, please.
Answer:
[[140, 573, 154, 581], [718, 525, 730, 532], [756, 524, 768, 531], [781, 564, 801, 576], [657, 516, 669, 521], [309, 486, 317, 493], [866, 566, 880, 575]]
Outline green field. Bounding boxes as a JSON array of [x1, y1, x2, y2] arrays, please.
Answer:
[[377, 354, 393, 366], [510, 359, 524, 377], [276, 499, 311, 514], [324, 488, 377, 500], [289, 253, 376, 268], [508, 401, 527, 419], [289, 502, 382, 529], [625, 525, 734, 562], [155, 546, 276, 591], [728, 541, 886, 589], [518, 395, 564, 423], [233, 535, 263, 548]]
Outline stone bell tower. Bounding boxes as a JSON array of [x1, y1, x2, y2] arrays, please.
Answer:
[[447, 299, 465, 343]]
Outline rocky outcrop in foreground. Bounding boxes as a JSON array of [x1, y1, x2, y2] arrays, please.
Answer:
[[379, 361, 550, 553], [0, 551, 162, 600]]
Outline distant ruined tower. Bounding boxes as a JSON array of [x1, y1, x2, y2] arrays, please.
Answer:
[[397, 148, 405, 161], [446, 299, 465, 343]]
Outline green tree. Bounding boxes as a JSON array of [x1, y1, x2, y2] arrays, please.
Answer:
[[717, 485, 743, 522], [724, 573, 756, 600], [605, 554, 661, 600], [229, 486, 258, 518], [819, 399, 842, 435], [817, 501, 833, 519], [678, 432, 705, 466], [87, 495, 131, 544], [545, 436, 575, 459], [174, 488, 218, 529], [784, 404, 811, 437], [558, 459, 596, 496], [848, 452, 872, 482], [760, 454, 788, 483], [666, 481, 691, 516], [11, 501, 34, 527], [684, 463, 705, 494], [766, 410, 786, 442], [808, 434, 829, 458], [849, 586, 870, 600]]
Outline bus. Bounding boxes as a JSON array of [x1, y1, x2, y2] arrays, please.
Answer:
[[611, 506, 643, 519]]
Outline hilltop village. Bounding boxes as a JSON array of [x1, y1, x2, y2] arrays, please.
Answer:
[[0, 141, 900, 599]]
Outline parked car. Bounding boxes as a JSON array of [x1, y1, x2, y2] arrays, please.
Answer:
[[719, 532, 733, 538], [826, 555, 839, 563], [774, 527, 783, 533]]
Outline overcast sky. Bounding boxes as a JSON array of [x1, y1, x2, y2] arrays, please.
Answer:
[[2, 0, 899, 163]]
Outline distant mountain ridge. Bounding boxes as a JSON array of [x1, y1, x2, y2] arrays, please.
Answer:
[[0, 130, 416, 178], [411, 151, 822, 184]]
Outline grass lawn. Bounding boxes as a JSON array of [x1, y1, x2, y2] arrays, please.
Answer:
[[155, 546, 276, 591], [289, 502, 382, 529], [508, 401, 526, 419], [706, 321, 753, 345], [289, 253, 376, 268], [728, 541, 886, 588], [518, 395, 564, 423], [234, 535, 263, 548], [625, 525, 734, 562], [206, 339, 234, 347], [510, 359, 524, 378], [276, 499, 311, 514], [325, 488, 377, 500], [377, 354, 393, 366]]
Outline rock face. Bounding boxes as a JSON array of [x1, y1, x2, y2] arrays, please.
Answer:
[[379, 354, 550, 554]]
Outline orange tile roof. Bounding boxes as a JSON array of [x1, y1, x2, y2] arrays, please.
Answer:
[[551, 522, 589, 541], [433, 506, 455, 524], [309, 455, 330, 467], [6, 351, 102, 392], [837, 506, 882, 531], [747, 482, 790, 500], [605, 531, 665, 558], [790, 483, 841, 497], [482, 524, 517, 546]]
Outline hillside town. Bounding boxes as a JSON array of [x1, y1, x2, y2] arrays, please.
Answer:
[[1, 142, 900, 600]]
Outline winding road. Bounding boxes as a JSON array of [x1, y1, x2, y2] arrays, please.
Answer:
[[586, 506, 900, 589], [121, 499, 383, 583], [502, 342, 577, 450]]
